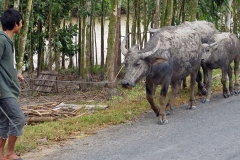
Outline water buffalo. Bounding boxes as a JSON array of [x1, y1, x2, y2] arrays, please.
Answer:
[[148, 20, 219, 95], [201, 32, 240, 102], [121, 26, 202, 124]]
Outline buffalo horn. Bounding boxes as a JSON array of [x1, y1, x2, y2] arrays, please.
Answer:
[[141, 38, 161, 59], [209, 42, 218, 47], [121, 35, 129, 56], [148, 22, 161, 33]]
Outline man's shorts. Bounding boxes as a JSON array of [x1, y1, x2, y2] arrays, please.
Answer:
[[0, 97, 25, 139]]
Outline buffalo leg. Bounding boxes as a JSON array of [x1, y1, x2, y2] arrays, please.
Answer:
[[166, 80, 181, 111], [234, 60, 240, 93], [228, 65, 234, 95], [146, 80, 159, 116], [201, 61, 208, 86], [203, 68, 213, 103], [182, 78, 187, 88], [188, 71, 197, 109], [196, 70, 207, 95], [221, 67, 230, 98], [157, 82, 170, 125]]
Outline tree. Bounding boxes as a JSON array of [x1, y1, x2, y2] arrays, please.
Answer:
[[189, 0, 198, 21], [14, 0, 20, 9], [165, 0, 173, 26], [154, 0, 160, 28], [101, 0, 105, 68], [4, 0, 9, 9], [85, 0, 92, 81], [105, 0, 119, 98], [17, 0, 33, 73], [225, 0, 233, 31]]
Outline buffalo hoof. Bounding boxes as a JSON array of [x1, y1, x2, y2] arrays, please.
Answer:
[[198, 88, 207, 96], [166, 110, 171, 116], [223, 93, 230, 98], [234, 90, 240, 94], [158, 119, 168, 125], [201, 88, 207, 95], [186, 106, 196, 110], [202, 99, 210, 103]]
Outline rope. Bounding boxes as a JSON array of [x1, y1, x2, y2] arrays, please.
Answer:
[[0, 106, 21, 135], [23, 79, 30, 124], [129, 64, 143, 82], [24, 66, 125, 85], [0, 80, 31, 135]]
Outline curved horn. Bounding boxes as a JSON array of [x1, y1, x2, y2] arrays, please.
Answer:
[[148, 22, 161, 33], [209, 42, 217, 47], [121, 35, 129, 56], [140, 38, 161, 59], [201, 43, 209, 49]]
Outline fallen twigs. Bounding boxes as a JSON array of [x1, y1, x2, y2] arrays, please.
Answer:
[[22, 102, 84, 124], [21, 102, 109, 124]]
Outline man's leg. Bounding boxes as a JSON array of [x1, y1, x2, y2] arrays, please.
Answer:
[[0, 138, 6, 160], [4, 136, 20, 160], [1, 98, 25, 160]]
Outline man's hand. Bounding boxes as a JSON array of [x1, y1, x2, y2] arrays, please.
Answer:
[[17, 73, 24, 82]]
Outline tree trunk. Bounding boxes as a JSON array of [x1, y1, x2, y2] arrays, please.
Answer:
[[116, 0, 122, 69], [27, 32, 33, 76], [236, 0, 240, 35], [188, 0, 198, 21], [91, 2, 95, 67], [48, 1, 53, 71], [225, 0, 233, 32], [4, 0, 9, 9], [55, 5, 61, 72], [165, 0, 173, 26], [81, 16, 86, 78], [85, 0, 92, 78], [61, 18, 66, 69], [131, 0, 137, 46], [13, 0, 20, 9], [78, 6, 82, 75], [136, 0, 141, 48], [179, 0, 186, 22], [126, 0, 130, 49], [101, 0, 105, 68], [17, 0, 32, 74], [68, 11, 74, 69], [154, 0, 160, 28], [37, 20, 43, 76], [142, 0, 147, 44], [105, 0, 119, 99], [232, 0, 237, 35], [161, 0, 167, 27]]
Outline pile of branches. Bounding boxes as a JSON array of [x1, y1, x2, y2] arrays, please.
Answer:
[[21, 102, 84, 124]]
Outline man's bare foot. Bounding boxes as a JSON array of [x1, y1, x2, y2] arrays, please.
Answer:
[[4, 153, 21, 160]]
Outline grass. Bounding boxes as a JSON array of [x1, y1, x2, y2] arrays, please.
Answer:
[[14, 68, 231, 155]]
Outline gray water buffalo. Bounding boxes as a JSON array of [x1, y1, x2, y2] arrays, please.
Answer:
[[121, 26, 202, 124], [201, 32, 240, 102], [149, 20, 219, 95]]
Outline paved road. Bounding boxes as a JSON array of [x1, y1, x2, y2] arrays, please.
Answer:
[[22, 93, 240, 160]]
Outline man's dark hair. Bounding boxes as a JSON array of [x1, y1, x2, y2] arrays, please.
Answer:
[[1, 8, 22, 31]]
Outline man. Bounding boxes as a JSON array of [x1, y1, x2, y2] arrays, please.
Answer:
[[0, 8, 25, 160]]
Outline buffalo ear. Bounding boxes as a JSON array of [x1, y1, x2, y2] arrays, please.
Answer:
[[144, 56, 167, 65]]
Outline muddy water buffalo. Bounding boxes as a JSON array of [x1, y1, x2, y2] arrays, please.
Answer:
[[121, 26, 202, 125], [201, 32, 240, 102], [149, 20, 219, 95]]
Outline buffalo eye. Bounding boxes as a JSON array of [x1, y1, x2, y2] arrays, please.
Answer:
[[205, 47, 210, 52], [135, 61, 141, 66]]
